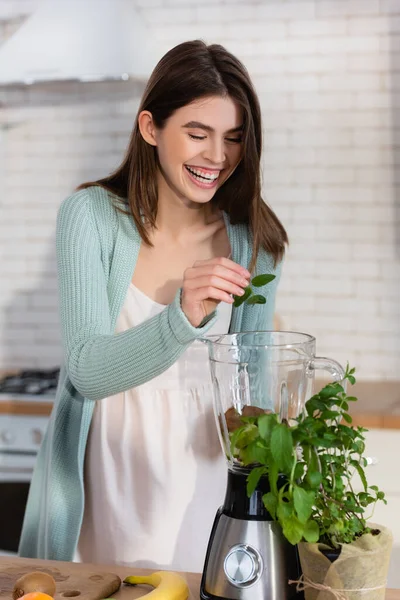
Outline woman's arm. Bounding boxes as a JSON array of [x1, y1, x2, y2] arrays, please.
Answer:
[[56, 194, 217, 401]]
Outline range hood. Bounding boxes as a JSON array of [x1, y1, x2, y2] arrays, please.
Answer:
[[0, 0, 158, 85]]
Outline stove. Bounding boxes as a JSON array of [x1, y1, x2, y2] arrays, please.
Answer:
[[0, 368, 59, 397]]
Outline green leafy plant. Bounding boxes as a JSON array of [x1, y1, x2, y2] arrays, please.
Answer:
[[233, 273, 276, 307], [230, 365, 386, 549]]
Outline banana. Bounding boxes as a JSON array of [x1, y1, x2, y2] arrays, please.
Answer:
[[123, 571, 189, 600]]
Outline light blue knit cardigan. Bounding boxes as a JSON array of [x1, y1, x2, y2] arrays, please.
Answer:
[[18, 186, 282, 560]]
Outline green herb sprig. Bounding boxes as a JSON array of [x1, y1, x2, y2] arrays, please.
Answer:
[[230, 365, 386, 549], [233, 273, 276, 307]]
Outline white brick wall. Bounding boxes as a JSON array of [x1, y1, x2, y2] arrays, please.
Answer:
[[0, 0, 399, 381]]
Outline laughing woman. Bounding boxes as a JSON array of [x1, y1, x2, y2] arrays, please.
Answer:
[[19, 40, 288, 571]]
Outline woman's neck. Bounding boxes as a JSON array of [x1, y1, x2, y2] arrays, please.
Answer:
[[154, 175, 216, 242]]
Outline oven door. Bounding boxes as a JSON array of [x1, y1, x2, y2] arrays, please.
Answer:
[[0, 451, 35, 555], [0, 412, 48, 555]]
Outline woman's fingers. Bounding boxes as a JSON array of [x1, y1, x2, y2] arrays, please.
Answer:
[[183, 275, 247, 298], [191, 286, 236, 304], [192, 256, 250, 279], [180, 257, 250, 327], [184, 262, 250, 287]]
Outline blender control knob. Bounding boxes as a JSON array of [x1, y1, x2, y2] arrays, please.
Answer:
[[224, 544, 263, 587]]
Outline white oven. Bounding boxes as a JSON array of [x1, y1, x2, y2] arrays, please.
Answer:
[[0, 369, 57, 555], [0, 405, 51, 555]]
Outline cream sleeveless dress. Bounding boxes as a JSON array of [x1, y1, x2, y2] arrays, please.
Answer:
[[75, 283, 232, 572]]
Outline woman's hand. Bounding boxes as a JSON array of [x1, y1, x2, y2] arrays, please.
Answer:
[[181, 257, 251, 327]]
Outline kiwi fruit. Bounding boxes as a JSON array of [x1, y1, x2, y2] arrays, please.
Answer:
[[241, 405, 272, 418], [13, 571, 56, 600]]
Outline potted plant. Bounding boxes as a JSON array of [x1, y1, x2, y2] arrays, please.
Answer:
[[229, 365, 393, 600]]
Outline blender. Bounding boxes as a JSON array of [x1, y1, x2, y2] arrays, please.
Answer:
[[200, 331, 344, 600]]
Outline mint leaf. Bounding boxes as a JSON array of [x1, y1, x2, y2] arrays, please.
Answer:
[[229, 426, 246, 455], [258, 413, 277, 444], [233, 286, 252, 307], [234, 424, 259, 449], [247, 466, 267, 497], [352, 461, 368, 492], [277, 499, 293, 521], [251, 274, 276, 287], [319, 383, 343, 399], [282, 516, 304, 545], [270, 423, 294, 473], [241, 440, 269, 465], [293, 487, 315, 524], [306, 469, 322, 489], [303, 520, 319, 543], [247, 295, 267, 305], [263, 492, 278, 519]]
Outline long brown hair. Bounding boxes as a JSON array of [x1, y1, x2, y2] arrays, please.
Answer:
[[79, 40, 288, 268]]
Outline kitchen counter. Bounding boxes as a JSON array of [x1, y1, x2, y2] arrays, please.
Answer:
[[1, 371, 399, 429], [0, 370, 55, 416], [0, 397, 53, 415], [0, 556, 398, 599]]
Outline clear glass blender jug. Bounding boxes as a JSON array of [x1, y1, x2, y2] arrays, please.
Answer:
[[204, 331, 345, 469]]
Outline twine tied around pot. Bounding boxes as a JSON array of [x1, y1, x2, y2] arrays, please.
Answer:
[[289, 574, 387, 599]]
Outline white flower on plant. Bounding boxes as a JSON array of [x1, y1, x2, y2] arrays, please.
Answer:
[[295, 445, 304, 461]]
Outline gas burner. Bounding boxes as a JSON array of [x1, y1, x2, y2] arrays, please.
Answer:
[[0, 369, 60, 395]]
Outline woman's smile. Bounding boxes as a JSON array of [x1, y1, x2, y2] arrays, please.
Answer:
[[184, 165, 222, 189]]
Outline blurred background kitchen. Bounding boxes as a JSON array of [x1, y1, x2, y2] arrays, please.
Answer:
[[0, 0, 399, 585]]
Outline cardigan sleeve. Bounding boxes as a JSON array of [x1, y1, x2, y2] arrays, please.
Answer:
[[56, 193, 217, 401]]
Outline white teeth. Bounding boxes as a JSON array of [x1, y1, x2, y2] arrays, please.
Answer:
[[186, 166, 219, 181]]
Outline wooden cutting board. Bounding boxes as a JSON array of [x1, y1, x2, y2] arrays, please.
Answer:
[[0, 559, 121, 600]]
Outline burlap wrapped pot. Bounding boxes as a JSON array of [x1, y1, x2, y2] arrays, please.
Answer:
[[292, 524, 393, 600]]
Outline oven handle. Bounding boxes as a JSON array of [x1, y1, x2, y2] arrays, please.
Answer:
[[0, 449, 37, 456], [0, 466, 33, 473], [0, 469, 33, 483]]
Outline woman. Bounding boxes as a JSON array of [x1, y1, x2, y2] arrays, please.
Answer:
[[19, 40, 288, 571]]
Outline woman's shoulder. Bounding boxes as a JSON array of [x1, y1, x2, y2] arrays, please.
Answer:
[[57, 186, 140, 260], [57, 185, 130, 244], [58, 185, 119, 222]]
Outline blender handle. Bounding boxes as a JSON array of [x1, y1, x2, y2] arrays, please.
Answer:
[[308, 357, 346, 383]]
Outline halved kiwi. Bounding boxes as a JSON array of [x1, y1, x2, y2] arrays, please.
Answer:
[[13, 571, 56, 600]]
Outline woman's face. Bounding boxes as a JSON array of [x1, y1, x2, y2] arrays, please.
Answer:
[[141, 95, 243, 206]]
